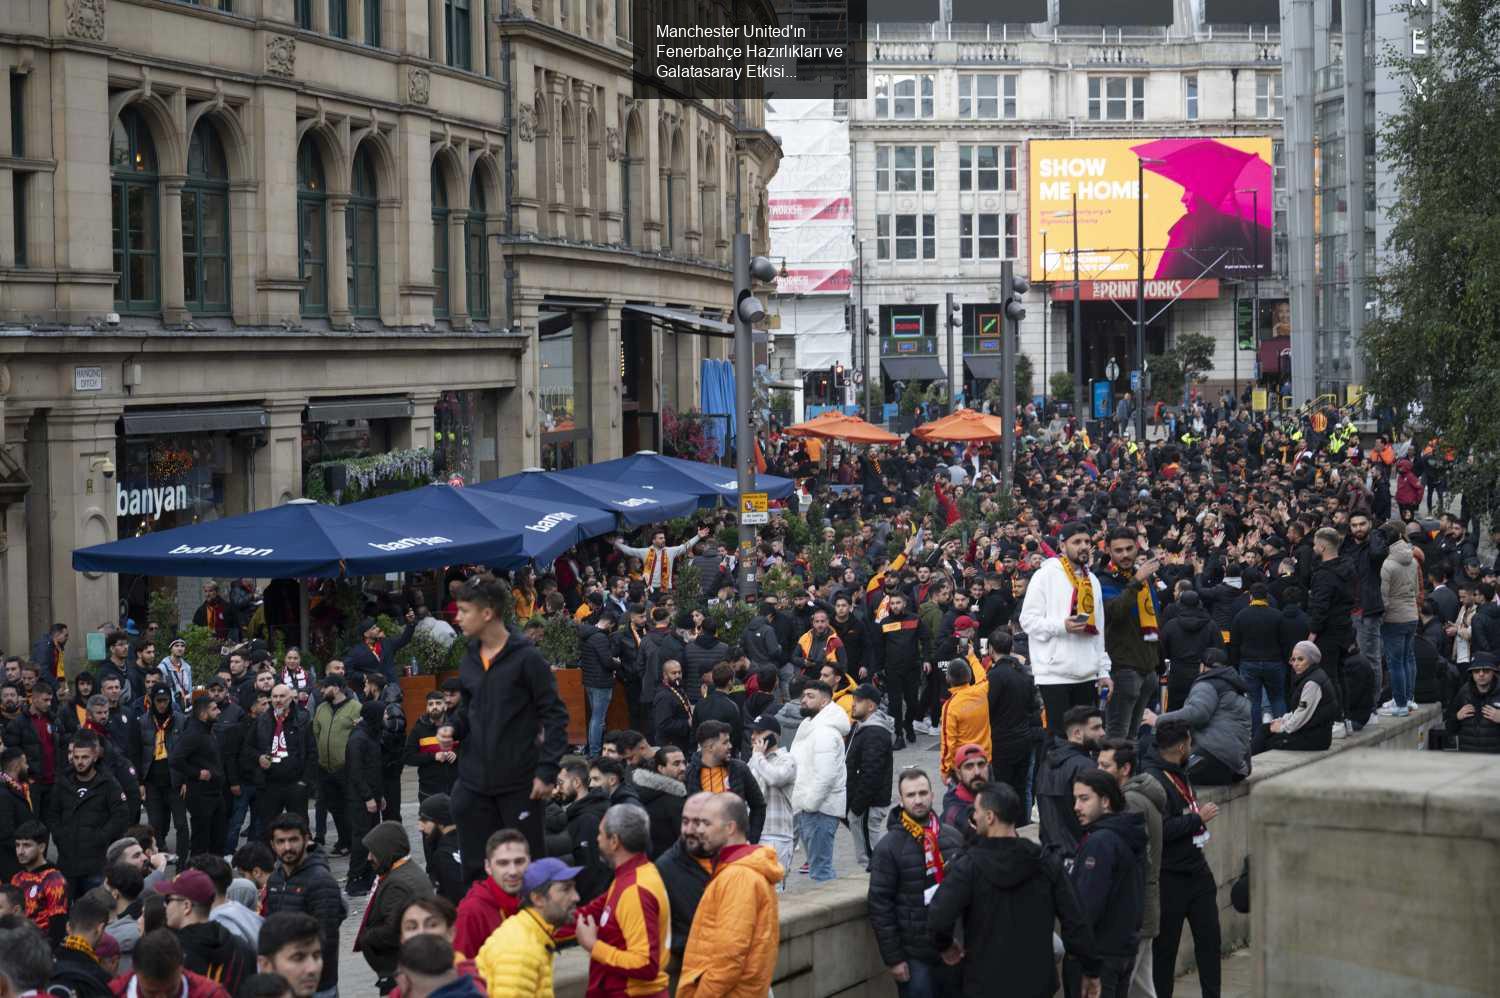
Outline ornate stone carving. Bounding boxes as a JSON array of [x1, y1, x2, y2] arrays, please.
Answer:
[[265, 36, 296, 78], [605, 126, 621, 162], [408, 67, 431, 105], [66, 0, 106, 41], [516, 103, 535, 142]]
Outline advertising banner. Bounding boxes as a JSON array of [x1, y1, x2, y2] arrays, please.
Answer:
[[1030, 136, 1274, 283]]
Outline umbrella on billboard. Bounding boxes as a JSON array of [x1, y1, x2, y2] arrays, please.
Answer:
[[1131, 137, 1272, 280], [476, 468, 701, 528], [71, 498, 518, 577], [912, 408, 1004, 443], [561, 451, 794, 508], [786, 411, 902, 445]]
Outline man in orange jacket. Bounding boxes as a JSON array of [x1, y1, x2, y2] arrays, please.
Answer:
[[939, 659, 992, 782], [677, 794, 783, 998]]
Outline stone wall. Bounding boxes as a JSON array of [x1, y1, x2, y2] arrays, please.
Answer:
[[1250, 748, 1499, 997]]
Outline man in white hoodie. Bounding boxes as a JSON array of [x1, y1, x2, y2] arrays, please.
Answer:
[[1018, 521, 1114, 735], [789, 680, 850, 883]]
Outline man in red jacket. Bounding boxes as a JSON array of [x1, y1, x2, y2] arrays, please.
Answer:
[[452, 828, 530, 958], [110, 927, 230, 998]]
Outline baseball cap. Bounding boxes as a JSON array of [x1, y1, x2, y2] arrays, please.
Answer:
[[851, 683, 882, 704], [521, 857, 584, 895], [954, 743, 988, 767], [151, 687, 172, 702], [747, 714, 782, 736], [952, 615, 978, 632], [1469, 652, 1497, 671], [153, 869, 216, 906]]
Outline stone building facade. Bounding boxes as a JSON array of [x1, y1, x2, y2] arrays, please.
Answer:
[[0, 0, 778, 655]]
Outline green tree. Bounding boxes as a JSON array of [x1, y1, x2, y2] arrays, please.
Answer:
[[1148, 332, 1215, 403], [1049, 371, 1075, 403], [1365, 0, 1500, 494]]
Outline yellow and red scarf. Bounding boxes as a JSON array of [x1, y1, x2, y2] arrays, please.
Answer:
[[1059, 556, 1098, 634], [643, 546, 672, 591], [899, 809, 945, 884]]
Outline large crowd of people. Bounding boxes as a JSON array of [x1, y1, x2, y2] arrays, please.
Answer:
[[0, 391, 1496, 998]]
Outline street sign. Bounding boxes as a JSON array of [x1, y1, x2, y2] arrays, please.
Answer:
[[1130, 369, 1141, 391], [740, 491, 769, 525]]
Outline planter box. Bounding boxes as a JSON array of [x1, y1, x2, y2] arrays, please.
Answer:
[[398, 675, 437, 731], [553, 669, 632, 748]]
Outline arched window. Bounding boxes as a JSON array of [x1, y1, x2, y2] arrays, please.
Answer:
[[183, 124, 230, 315], [111, 107, 159, 312], [348, 146, 379, 318], [432, 161, 449, 318], [297, 138, 328, 316], [466, 172, 488, 320]]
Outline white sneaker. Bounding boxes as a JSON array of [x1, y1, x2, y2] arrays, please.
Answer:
[[1367, 712, 1380, 725], [1331, 723, 1348, 739], [1377, 704, 1402, 716], [1380, 698, 1396, 711]]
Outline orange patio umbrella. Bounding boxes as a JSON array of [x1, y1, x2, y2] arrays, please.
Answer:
[[786, 411, 901, 445], [913, 408, 1004, 442]]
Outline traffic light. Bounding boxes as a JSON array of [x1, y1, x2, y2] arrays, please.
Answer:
[[949, 297, 963, 332], [735, 254, 778, 325], [834, 363, 846, 388], [1004, 275, 1029, 323]]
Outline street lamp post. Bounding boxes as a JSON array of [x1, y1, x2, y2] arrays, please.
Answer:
[[1041, 230, 1048, 403], [1135, 155, 1163, 441], [1235, 186, 1262, 403]]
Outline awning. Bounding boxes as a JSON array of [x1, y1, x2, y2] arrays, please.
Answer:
[[964, 356, 1004, 380], [622, 304, 735, 338], [881, 356, 945, 382], [121, 406, 267, 436], [305, 397, 414, 423]]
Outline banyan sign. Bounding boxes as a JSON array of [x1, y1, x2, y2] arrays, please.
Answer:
[[1050, 279, 1221, 302]]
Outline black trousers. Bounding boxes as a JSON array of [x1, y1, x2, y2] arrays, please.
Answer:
[[452, 781, 546, 886], [1188, 752, 1240, 787], [884, 667, 922, 738], [256, 780, 309, 829], [346, 800, 378, 885], [1040, 680, 1100, 736], [316, 769, 349, 845], [382, 771, 403, 824], [144, 766, 190, 859], [1314, 635, 1349, 722], [627, 698, 651, 741], [919, 668, 948, 726], [185, 791, 226, 859], [1154, 866, 1221, 998], [991, 751, 1032, 826]]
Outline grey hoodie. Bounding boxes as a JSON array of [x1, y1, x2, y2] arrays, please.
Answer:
[[1380, 539, 1420, 625], [1121, 771, 1167, 938], [210, 899, 264, 950]]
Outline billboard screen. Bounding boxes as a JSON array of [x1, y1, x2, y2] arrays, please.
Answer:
[[1058, 0, 1174, 26], [951, 0, 1048, 23], [1203, 0, 1280, 23], [1029, 136, 1273, 283]]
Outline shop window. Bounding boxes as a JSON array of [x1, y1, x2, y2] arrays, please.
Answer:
[[540, 318, 591, 467], [432, 161, 449, 318], [434, 390, 480, 483], [111, 107, 160, 313], [183, 124, 231, 315], [297, 139, 328, 317], [348, 146, 379, 318], [466, 173, 489, 321]]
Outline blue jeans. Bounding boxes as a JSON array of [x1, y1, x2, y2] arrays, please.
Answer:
[[585, 685, 613, 756], [898, 958, 959, 998], [1381, 619, 1418, 708], [224, 785, 257, 853], [799, 810, 838, 882], [1240, 660, 1286, 743]]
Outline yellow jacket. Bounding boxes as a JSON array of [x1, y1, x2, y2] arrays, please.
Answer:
[[678, 844, 784, 998], [475, 907, 558, 998], [939, 677, 992, 781]]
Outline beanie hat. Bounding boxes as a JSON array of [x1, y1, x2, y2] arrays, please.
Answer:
[[1293, 640, 1321, 665]]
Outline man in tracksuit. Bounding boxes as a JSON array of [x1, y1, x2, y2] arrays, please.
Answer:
[[449, 575, 570, 883], [872, 592, 926, 750]]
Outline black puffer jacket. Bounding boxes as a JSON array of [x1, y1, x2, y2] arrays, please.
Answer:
[[46, 767, 128, 877], [1229, 600, 1284, 666], [346, 704, 385, 806], [265, 850, 347, 992], [846, 709, 895, 814], [1341, 531, 1389, 616], [1307, 555, 1356, 641], [681, 635, 729, 702], [243, 707, 317, 788], [866, 808, 966, 967], [577, 622, 618, 690], [1035, 740, 1095, 860], [1445, 676, 1500, 754], [631, 768, 686, 858], [1160, 603, 1223, 673]]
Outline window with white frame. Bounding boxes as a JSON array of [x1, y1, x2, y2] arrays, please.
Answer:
[[876, 213, 936, 260], [1256, 72, 1283, 119], [876, 145, 936, 192], [1185, 75, 1199, 120], [873, 74, 934, 119], [1088, 76, 1145, 121], [958, 145, 1019, 193], [958, 74, 1017, 120], [958, 212, 1018, 261]]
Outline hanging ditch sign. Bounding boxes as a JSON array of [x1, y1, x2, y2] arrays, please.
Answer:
[[740, 492, 769, 526]]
